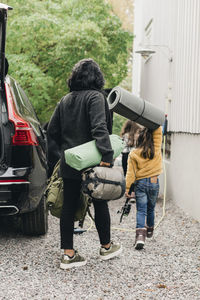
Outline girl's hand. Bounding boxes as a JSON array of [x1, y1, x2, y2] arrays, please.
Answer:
[[125, 191, 135, 198], [125, 191, 131, 198]]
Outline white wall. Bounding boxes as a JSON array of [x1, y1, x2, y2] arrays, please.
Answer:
[[133, 0, 200, 134], [133, 0, 200, 220], [168, 133, 200, 221]]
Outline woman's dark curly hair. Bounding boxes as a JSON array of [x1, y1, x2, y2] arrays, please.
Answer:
[[136, 127, 154, 159], [67, 58, 105, 92]]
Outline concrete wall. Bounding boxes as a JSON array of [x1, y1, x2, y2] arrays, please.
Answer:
[[169, 133, 200, 221], [159, 133, 200, 221]]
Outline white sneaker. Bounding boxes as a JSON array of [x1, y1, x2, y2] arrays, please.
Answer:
[[60, 251, 87, 269]]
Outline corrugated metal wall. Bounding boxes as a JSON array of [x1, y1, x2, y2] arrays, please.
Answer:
[[133, 0, 200, 133]]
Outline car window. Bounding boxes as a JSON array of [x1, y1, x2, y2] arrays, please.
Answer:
[[0, 11, 3, 79], [9, 77, 41, 136]]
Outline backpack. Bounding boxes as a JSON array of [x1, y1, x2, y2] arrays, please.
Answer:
[[45, 160, 91, 224]]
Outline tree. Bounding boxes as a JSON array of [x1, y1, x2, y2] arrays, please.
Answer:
[[6, 0, 133, 124], [107, 0, 134, 32], [106, 0, 134, 135]]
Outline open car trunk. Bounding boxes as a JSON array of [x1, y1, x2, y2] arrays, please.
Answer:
[[0, 3, 12, 168]]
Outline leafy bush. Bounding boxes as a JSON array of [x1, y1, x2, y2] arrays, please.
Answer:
[[6, 0, 133, 124]]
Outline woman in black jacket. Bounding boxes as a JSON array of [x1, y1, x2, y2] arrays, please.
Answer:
[[47, 58, 122, 269]]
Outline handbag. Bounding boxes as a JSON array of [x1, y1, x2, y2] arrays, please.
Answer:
[[81, 166, 125, 201]]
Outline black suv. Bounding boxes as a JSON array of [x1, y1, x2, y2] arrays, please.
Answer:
[[0, 4, 48, 235]]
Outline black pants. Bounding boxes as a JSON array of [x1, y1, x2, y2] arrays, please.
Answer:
[[122, 152, 129, 176], [60, 178, 111, 249]]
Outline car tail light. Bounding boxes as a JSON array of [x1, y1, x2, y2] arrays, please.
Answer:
[[5, 83, 38, 146], [0, 179, 30, 185]]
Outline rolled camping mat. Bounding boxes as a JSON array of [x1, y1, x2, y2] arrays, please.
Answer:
[[107, 86, 165, 130], [65, 134, 124, 171]]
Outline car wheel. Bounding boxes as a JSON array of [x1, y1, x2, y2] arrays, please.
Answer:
[[22, 196, 48, 236]]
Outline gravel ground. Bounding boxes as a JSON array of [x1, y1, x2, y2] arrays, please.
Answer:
[[0, 196, 200, 300]]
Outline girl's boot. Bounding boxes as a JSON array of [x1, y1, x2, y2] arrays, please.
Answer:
[[135, 228, 147, 250], [146, 226, 154, 238]]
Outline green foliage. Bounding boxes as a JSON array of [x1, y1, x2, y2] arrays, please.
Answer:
[[112, 113, 127, 136], [6, 0, 133, 123], [7, 54, 54, 121]]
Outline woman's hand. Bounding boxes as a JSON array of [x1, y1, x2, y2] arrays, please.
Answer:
[[100, 161, 111, 167]]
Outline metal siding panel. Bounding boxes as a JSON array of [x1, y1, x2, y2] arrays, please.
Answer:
[[168, 0, 177, 132], [196, 1, 200, 131], [190, 1, 196, 131], [186, 0, 200, 132], [193, 0, 200, 132], [172, 0, 200, 132], [188, 0, 195, 132], [133, 0, 200, 133], [184, 0, 190, 132]]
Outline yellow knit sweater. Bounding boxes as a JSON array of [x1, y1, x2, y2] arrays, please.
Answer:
[[126, 126, 163, 193]]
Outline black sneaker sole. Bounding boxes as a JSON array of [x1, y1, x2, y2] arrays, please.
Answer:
[[147, 234, 153, 238], [135, 241, 144, 250]]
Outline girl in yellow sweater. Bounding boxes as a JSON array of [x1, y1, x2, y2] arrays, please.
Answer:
[[126, 126, 162, 250]]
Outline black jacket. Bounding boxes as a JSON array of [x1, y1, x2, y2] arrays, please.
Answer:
[[47, 89, 113, 179]]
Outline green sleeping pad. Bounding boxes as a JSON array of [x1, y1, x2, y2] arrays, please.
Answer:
[[64, 134, 124, 171]]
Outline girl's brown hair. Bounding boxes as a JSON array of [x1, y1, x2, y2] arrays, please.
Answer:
[[120, 120, 140, 147], [136, 127, 154, 159]]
